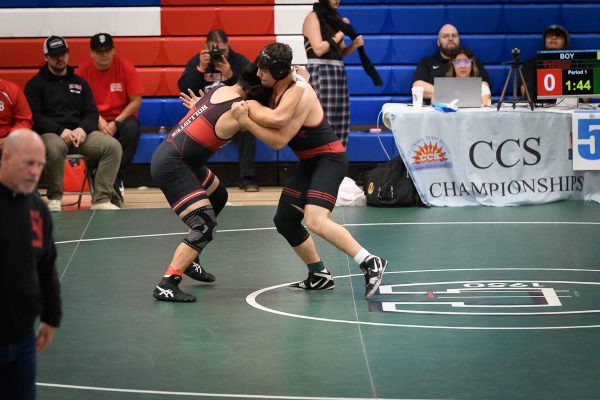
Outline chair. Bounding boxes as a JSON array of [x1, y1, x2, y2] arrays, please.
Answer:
[[62, 154, 95, 209]]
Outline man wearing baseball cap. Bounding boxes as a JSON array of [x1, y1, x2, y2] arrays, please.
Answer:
[[521, 24, 571, 104], [24, 35, 122, 211], [76, 33, 144, 199]]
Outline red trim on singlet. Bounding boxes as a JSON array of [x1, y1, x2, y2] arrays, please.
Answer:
[[282, 187, 302, 199], [172, 189, 207, 212], [294, 140, 345, 160], [307, 190, 337, 205], [200, 168, 213, 187], [184, 117, 228, 152]]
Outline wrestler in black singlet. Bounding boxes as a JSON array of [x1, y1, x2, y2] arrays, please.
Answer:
[[280, 117, 348, 211], [151, 88, 241, 214]]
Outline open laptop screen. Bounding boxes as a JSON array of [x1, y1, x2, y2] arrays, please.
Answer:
[[434, 77, 482, 107]]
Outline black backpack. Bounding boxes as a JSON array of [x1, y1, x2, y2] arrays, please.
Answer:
[[360, 157, 424, 207]]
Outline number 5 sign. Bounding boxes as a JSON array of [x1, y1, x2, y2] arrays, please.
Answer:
[[573, 111, 600, 170]]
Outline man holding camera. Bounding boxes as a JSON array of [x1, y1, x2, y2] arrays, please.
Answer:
[[178, 30, 259, 192]]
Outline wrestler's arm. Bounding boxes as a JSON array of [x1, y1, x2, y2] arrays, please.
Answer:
[[246, 68, 309, 128], [232, 98, 310, 150]]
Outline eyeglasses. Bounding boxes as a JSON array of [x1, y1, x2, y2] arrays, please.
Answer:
[[440, 33, 459, 40], [453, 60, 472, 66]]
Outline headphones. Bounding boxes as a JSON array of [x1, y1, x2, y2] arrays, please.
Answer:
[[259, 49, 292, 80]]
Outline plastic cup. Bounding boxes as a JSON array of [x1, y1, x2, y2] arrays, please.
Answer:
[[411, 86, 424, 110]]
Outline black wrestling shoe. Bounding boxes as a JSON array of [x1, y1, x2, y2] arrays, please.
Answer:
[[289, 270, 335, 291], [360, 255, 388, 299], [184, 261, 215, 282], [153, 275, 196, 302]]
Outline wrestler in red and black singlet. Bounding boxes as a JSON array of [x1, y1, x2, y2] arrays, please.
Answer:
[[281, 116, 348, 211], [151, 88, 241, 214]]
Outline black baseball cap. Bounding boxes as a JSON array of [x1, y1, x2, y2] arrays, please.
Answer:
[[90, 33, 114, 51], [543, 24, 570, 41], [43, 36, 69, 56], [543, 24, 571, 49]]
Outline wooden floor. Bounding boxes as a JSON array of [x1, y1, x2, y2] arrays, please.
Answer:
[[123, 186, 282, 208], [51, 186, 283, 210]]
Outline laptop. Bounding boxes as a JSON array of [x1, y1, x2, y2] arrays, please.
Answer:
[[434, 77, 482, 108]]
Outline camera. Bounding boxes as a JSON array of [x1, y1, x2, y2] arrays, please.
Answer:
[[210, 44, 223, 63], [511, 48, 521, 61]]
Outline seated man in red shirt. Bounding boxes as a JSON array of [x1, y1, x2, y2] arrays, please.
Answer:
[[0, 78, 33, 154], [76, 33, 144, 197]]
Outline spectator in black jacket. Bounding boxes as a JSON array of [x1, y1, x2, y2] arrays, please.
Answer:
[[178, 29, 259, 192], [24, 36, 122, 211], [0, 129, 61, 400], [521, 24, 570, 104]]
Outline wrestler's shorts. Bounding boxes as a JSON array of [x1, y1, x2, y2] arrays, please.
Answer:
[[280, 151, 348, 211], [150, 140, 216, 215]]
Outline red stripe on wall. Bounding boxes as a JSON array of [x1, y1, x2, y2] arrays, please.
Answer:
[[161, 6, 275, 36], [162, 0, 273, 4]]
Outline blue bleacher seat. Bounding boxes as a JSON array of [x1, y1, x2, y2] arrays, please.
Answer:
[[138, 98, 188, 128], [346, 131, 398, 162]]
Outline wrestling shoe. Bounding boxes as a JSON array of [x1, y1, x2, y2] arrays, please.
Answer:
[[184, 260, 216, 282], [360, 255, 388, 299], [153, 275, 196, 302], [289, 270, 335, 291]]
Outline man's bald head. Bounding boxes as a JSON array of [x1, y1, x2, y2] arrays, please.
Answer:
[[0, 129, 46, 194], [437, 24, 460, 59]]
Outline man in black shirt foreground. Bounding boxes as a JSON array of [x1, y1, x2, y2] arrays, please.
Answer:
[[412, 23, 490, 103], [0, 129, 61, 400]]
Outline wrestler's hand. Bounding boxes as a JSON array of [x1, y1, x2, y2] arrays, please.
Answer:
[[179, 88, 204, 109], [231, 101, 249, 122], [293, 66, 310, 82]]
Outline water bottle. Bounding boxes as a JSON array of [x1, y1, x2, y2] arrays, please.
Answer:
[[158, 125, 167, 139]]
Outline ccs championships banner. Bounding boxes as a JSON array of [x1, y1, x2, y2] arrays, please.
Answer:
[[384, 106, 600, 207]]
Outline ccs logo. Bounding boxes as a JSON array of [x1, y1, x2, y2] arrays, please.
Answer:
[[409, 137, 452, 170]]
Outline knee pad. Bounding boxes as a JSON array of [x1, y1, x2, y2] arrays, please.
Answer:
[[209, 182, 228, 216], [181, 205, 217, 252], [273, 202, 309, 247]]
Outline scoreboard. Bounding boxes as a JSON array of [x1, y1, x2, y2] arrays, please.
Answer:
[[535, 50, 600, 98]]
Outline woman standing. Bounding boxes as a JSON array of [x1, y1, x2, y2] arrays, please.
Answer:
[[303, 0, 364, 147]]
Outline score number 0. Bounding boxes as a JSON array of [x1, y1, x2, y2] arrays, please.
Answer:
[[536, 69, 562, 97]]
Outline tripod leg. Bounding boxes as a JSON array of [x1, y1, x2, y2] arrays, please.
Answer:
[[496, 68, 513, 111], [512, 66, 518, 108], [518, 68, 535, 111]]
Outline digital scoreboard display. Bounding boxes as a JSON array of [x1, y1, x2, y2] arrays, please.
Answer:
[[535, 50, 600, 98]]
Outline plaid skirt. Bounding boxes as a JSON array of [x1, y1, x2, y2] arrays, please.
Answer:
[[306, 59, 350, 147]]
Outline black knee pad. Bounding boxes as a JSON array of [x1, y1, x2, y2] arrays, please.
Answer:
[[182, 205, 217, 252], [209, 182, 228, 216], [273, 201, 309, 247]]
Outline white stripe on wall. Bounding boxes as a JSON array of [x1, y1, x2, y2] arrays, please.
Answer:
[[0, 7, 161, 37], [275, 0, 314, 4], [274, 5, 311, 35], [276, 34, 308, 65]]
